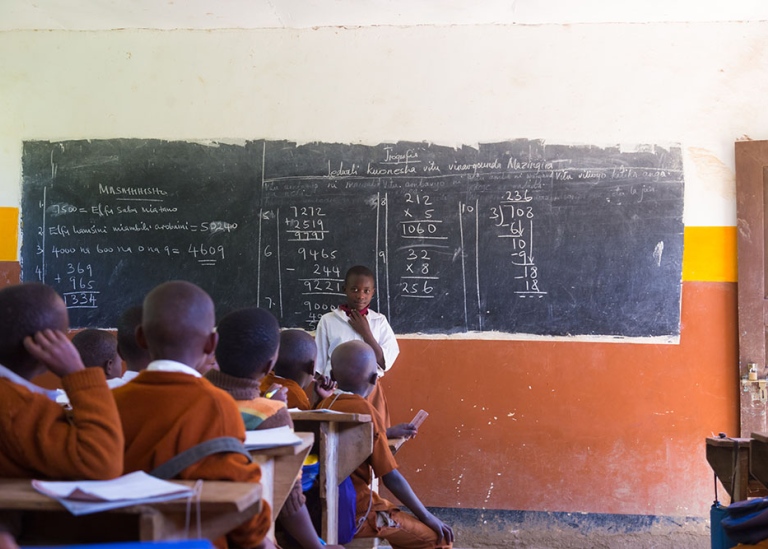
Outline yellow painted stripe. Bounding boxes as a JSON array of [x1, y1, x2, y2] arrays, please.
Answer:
[[0, 207, 18, 262], [683, 226, 736, 283], [0, 215, 738, 282]]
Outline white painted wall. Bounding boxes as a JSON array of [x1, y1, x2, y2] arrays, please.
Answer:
[[2, 22, 767, 227]]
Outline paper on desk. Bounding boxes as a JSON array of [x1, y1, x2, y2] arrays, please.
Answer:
[[288, 407, 346, 414], [32, 471, 194, 515], [245, 425, 302, 450]]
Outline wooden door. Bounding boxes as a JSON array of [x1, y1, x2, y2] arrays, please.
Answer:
[[736, 140, 768, 436]]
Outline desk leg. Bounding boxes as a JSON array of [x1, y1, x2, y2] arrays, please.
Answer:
[[253, 456, 276, 541], [320, 421, 340, 545]]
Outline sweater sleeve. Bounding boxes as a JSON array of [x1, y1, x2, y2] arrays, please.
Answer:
[[0, 367, 124, 480]]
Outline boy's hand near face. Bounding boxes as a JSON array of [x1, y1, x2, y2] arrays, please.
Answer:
[[313, 373, 337, 400], [24, 329, 86, 377], [347, 309, 373, 338]]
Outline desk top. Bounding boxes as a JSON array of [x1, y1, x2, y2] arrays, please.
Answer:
[[752, 432, 768, 443], [249, 431, 313, 457], [290, 410, 371, 423], [0, 479, 261, 513], [706, 436, 752, 447]]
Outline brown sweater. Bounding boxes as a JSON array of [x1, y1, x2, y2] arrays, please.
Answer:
[[113, 370, 270, 548], [0, 367, 124, 480]]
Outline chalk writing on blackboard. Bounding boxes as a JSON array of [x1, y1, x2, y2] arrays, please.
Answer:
[[21, 139, 684, 339]]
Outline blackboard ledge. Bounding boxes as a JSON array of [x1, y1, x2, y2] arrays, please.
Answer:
[[394, 332, 681, 345]]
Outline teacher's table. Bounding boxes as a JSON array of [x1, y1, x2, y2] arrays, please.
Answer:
[[2, 479, 262, 544], [290, 410, 373, 544]]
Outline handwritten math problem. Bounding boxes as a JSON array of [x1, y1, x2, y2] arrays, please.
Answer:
[[22, 139, 684, 337]]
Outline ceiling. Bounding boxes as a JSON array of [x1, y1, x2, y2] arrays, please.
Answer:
[[2, 0, 768, 31]]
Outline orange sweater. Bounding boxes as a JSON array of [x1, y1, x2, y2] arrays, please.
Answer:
[[260, 372, 311, 410], [113, 370, 271, 548], [0, 367, 124, 480]]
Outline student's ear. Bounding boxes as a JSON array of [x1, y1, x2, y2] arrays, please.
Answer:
[[265, 357, 277, 376], [135, 325, 148, 350], [203, 330, 218, 356]]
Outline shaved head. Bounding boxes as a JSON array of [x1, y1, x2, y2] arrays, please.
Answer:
[[330, 341, 378, 396], [275, 329, 317, 387], [116, 305, 151, 371], [72, 329, 120, 379], [140, 281, 216, 366], [215, 307, 280, 379], [0, 283, 68, 372]]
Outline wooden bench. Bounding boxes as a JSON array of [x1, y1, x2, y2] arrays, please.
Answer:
[[1, 479, 262, 544]]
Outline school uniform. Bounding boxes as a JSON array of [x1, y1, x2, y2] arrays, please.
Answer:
[[113, 360, 271, 549], [317, 391, 451, 549], [107, 369, 139, 389], [206, 369, 308, 522], [0, 365, 123, 479], [315, 308, 399, 377], [315, 307, 399, 426], [260, 371, 312, 410]]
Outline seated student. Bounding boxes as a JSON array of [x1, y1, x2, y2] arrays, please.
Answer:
[[112, 305, 151, 388], [260, 329, 336, 410], [315, 265, 416, 440], [0, 283, 124, 548], [205, 308, 344, 549], [317, 341, 454, 549], [72, 328, 122, 384], [112, 281, 274, 549]]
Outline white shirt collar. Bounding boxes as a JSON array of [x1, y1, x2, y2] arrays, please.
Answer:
[[146, 359, 201, 378], [122, 370, 140, 381], [0, 363, 63, 401]]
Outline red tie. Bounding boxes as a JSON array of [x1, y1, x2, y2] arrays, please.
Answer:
[[339, 304, 369, 317]]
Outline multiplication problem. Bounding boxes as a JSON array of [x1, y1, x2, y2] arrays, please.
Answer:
[[396, 192, 442, 299]]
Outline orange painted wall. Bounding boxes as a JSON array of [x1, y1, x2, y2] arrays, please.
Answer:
[[0, 208, 740, 517], [382, 281, 738, 516]]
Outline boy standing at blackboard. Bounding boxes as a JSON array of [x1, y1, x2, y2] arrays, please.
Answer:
[[315, 265, 416, 439]]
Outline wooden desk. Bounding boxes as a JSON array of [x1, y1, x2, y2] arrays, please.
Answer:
[[290, 410, 373, 544], [706, 436, 768, 501], [250, 431, 314, 515], [749, 432, 768, 490], [2, 479, 261, 544]]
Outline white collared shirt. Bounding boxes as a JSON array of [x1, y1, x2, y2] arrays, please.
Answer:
[[0, 363, 64, 402], [107, 369, 141, 389], [146, 359, 202, 377], [314, 307, 400, 377]]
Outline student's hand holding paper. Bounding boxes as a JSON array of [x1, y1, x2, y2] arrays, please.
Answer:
[[24, 329, 86, 377], [387, 422, 418, 439]]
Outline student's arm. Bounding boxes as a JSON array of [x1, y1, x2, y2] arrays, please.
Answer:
[[9, 330, 125, 480], [381, 469, 454, 544], [376, 317, 400, 372]]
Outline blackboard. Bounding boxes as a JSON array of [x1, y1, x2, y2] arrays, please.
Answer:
[[21, 139, 684, 337]]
